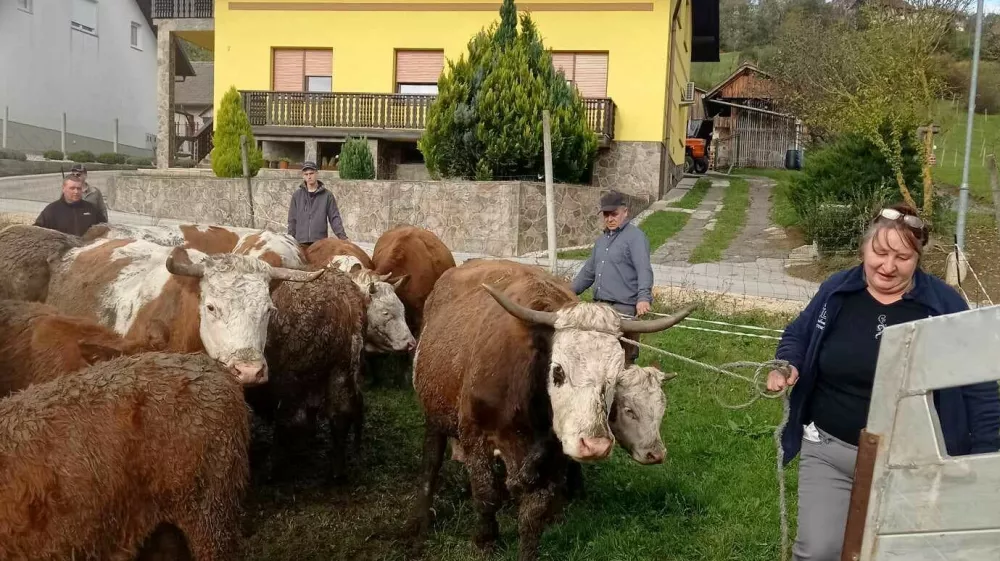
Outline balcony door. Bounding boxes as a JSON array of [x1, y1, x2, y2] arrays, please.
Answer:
[[272, 48, 334, 126]]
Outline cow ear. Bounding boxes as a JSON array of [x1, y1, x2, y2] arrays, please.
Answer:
[[658, 370, 677, 383], [350, 263, 363, 275], [78, 339, 128, 365]]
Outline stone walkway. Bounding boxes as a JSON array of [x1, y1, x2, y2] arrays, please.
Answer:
[[650, 180, 727, 264], [721, 176, 790, 263]]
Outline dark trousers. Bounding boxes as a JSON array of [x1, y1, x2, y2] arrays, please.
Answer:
[[597, 300, 640, 365]]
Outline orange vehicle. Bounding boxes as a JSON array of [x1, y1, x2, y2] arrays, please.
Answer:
[[684, 118, 713, 175]]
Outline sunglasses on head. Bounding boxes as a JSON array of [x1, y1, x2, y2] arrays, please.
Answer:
[[877, 208, 925, 230]]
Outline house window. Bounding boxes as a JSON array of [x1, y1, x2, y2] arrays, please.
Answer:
[[130, 22, 141, 49], [395, 50, 444, 95], [17, 0, 32, 13], [72, 0, 98, 35], [551, 52, 609, 98], [272, 49, 333, 92]]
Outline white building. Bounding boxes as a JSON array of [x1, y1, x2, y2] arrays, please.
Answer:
[[0, 0, 193, 156]]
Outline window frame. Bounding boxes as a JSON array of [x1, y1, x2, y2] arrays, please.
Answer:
[[395, 83, 439, 95], [71, 0, 99, 36], [17, 0, 32, 14], [130, 21, 141, 50], [305, 75, 333, 92]]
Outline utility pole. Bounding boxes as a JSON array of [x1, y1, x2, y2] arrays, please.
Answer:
[[542, 110, 557, 274], [956, 0, 985, 250]]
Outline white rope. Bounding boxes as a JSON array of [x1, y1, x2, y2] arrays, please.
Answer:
[[672, 324, 783, 341], [621, 336, 793, 561], [955, 245, 994, 306], [648, 313, 786, 334]]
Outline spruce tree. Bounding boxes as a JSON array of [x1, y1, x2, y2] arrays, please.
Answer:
[[212, 85, 264, 178], [339, 137, 376, 179]]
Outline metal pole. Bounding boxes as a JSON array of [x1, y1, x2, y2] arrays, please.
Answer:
[[240, 134, 255, 228], [61, 112, 67, 155], [542, 110, 557, 274], [956, 0, 985, 250], [1, 106, 7, 149], [113, 118, 119, 153]]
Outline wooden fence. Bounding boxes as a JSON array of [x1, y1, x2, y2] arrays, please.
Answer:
[[710, 109, 800, 170]]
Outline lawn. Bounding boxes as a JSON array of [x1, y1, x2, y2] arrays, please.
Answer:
[[239, 304, 798, 561], [730, 168, 802, 229], [932, 97, 1000, 201], [668, 178, 712, 210], [689, 178, 752, 264]]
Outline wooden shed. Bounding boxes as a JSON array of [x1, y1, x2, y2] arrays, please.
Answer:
[[703, 64, 802, 170]]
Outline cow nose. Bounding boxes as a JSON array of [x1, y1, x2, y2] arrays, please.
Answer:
[[578, 437, 613, 460], [231, 361, 268, 385], [406, 337, 417, 351], [645, 449, 665, 464]]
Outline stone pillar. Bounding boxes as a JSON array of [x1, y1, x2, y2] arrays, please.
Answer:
[[304, 140, 318, 165], [156, 25, 175, 169]]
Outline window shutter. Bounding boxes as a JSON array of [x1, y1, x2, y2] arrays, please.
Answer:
[[573, 53, 608, 98], [304, 49, 333, 77], [551, 53, 575, 81], [395, 50, 444, 84], [273, 50, 305, 91]]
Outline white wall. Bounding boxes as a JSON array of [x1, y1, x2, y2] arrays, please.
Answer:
[[0, 0, 157, 152]]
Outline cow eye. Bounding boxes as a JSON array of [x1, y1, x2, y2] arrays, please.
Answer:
[[207, 304, 217, 313], [551, 364, 566, 387], [625, 408, 639, 421]]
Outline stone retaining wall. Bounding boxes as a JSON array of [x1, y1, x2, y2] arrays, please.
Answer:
[[106, 172, 653, 256]]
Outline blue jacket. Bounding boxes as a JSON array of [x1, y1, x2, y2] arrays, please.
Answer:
[[776, 265, 1000, 465]]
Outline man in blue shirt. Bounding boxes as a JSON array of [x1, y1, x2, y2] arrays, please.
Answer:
[[572, 190, 655, 363]]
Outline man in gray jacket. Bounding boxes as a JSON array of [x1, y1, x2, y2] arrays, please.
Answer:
[[70, 164, 108, 217], [287, 161, 348, 245]]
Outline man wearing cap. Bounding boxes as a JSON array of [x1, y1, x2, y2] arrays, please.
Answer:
[[34, 175, 108, 236], [571, 190, 654, 364], [70, 164, 108, 217], [287, 160, 348, 245]]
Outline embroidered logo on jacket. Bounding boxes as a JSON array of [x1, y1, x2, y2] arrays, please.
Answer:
[[816, 304, 828, 330]]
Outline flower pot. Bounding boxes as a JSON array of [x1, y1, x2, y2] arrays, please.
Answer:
[[279, 161, 289, 170]]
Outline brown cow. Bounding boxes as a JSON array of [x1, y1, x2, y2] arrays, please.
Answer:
[[371, 225, 456, 335], [0, 352, 250, 561], [304, 237, 374, 269], [0, 224, 83, 302], [244, 267, 368, 481], [409, 259, 695, 560], [0, 300, 169, 398]]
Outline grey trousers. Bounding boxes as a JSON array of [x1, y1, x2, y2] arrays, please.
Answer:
[[792, 427, 858, 561]]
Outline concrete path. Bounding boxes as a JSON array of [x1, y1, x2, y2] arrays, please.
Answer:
[[721, 177, 791, 263], [0, 198, 187, 227], [651, 179, 726, 264], [0, 171, 118, 205]]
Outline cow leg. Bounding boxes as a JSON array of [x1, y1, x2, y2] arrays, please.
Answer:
[[566, 460, 586, 500], [517, 484, 561, 561], [405, 427, 448, 539], [465, 440, 503, 551]]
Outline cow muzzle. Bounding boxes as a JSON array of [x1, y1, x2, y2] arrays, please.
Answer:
[[572, 436, 614, 462], [632, 447, 665, 465], [229, 360, 268, 385]]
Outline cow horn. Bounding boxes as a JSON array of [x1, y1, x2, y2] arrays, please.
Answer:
[[482, 283, 556, 327], [165, 252, 205, 278], [271, 267, 325, 282], [620, 302, 698, 334]]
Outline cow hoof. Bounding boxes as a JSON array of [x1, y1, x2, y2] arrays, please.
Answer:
[[472, 523, 499, 552]]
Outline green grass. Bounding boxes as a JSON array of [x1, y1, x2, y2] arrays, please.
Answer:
[[557, 247, 594, 260], [557, 208, 698, 260], [668, 178, 712, 209], [241, 304, 798, 561], [689, 178, 752, 263], [932, 98, 1000, 201], [691, 51, 743, 91], [730, 168, 803, 229]]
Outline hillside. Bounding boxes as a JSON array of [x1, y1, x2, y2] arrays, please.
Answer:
[[933, 99, 1000, 200]]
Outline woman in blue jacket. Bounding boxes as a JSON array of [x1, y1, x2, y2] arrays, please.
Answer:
[[766, 203, 1000, 561]]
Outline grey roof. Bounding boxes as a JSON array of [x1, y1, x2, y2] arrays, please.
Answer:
[[175, 62, 214, 106], [132, 0, 196, 77]]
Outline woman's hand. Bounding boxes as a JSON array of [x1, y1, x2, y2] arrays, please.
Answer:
[[766, 365, 799, 392]]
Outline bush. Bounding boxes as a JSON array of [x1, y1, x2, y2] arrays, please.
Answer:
[[212, 85, 263, 178], [338, 137, 375, 180], [126, 156, 153, 167], [0, 148, 28, 161], [419, 0, 598, 182], [67, 150, 96, 163], [43, 150, 64, 160], [935, 57, 1000, 115], [789, 132, 924, 247], [808, 184, 895, 256], [96, 152, 128, 165]]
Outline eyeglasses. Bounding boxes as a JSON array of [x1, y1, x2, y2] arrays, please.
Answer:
[[877, 208, 926, 230]]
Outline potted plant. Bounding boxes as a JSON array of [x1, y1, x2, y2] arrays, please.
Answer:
[[278, 157, 290, 170]]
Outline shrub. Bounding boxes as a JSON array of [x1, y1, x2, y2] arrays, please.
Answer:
[[126, 156, 154, 167], [43, 150, 64, 160], [935, 57, 1000, 115], [809, 183, 895, 256], [419, 0, 598, 183], [338, 137, 376, 180], [0, 149, 28, 161], [96, 152, 128, 165], [67, 150, 96, 163], [789, 132, 924, 247], [212, 85, 263, 178]]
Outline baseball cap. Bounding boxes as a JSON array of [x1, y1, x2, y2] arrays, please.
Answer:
[[600, 191, 625, 212], [70, 164, 87, 173], [301, 161, 318, 171]]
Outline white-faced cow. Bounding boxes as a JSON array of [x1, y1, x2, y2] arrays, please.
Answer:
[[326, 255, 415, 353], [84, 223, 307, 269], [409, 259, 694, 560], [44, 238, 322, 385]]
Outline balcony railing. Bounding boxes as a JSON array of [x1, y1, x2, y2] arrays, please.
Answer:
[[153, 0, 213, 18], [240, 90, 616, 141]]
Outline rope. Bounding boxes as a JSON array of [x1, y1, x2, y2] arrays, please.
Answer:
[[621, 336, 793, 561], [955, 245, 994, 306], [672, 324, 783, 341], [648, 313, 786, 334]]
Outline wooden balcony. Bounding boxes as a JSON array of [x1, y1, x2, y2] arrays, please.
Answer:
[[239, 90, 616, 144], [153, 0, 213, 18]]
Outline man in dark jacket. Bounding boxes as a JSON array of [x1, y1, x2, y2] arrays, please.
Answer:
[[34, 175, 108, 236], [287, 161, 347, 245]]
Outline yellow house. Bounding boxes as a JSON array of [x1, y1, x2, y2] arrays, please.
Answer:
[[152, 0, 719, 199]]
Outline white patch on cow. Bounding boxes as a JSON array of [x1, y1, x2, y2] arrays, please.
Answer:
[[329, 255, 364, 273], [103, 239, 184, 334], [612, 365, 667, 464], [196, 224, 213, 233], [234, 230, 306, 268], [97, 224, 186, 246], [330, 256, 414, 353], [547, 303, 623, 462]]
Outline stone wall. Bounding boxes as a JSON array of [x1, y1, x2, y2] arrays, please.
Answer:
[[106, 171, 619, 257], [593, 141, 663, 201]]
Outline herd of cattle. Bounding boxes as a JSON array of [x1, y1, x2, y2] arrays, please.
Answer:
[[0, 220, 696, 561]]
